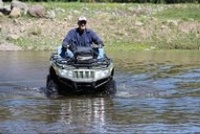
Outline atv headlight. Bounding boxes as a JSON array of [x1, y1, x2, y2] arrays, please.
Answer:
[[95, 70, 109, 79], [58, 69, 73, 78], [58, 69, 65, 76], [67, 70, 73, 78]]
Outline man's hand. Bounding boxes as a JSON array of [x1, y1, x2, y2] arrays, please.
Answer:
[[62, 44, 70, 48], [91, 44, 103, 48], [91, 44, 98, 48]]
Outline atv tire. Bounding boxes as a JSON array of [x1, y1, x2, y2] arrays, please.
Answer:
[[102, 79, 116, 96], [45, 75, 59, 97]]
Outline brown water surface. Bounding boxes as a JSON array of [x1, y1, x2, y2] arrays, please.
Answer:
[[0, 50, 200, 133]]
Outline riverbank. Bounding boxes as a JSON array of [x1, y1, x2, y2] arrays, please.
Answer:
[[0, 3, 200, 51]]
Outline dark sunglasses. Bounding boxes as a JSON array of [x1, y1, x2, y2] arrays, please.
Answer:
[[78, 20, 87, 25]]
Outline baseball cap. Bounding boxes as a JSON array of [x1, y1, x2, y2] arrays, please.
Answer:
[[78, 16, 87, 22]]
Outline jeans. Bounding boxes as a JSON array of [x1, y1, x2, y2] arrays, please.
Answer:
[[92, 47, 104, 59]]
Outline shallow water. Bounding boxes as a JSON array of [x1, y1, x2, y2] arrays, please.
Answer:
[[0, 50, 200, 133]]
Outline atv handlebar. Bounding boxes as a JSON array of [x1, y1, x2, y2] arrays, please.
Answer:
[[63, 43, 103, 49], [91, 44, 103, 48]]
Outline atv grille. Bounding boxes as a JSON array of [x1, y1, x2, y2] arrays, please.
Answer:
[[73, 70, 95, 79]]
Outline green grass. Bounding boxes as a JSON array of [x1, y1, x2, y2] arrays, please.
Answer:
[[11, 37, 59, 50], [154, 4, 200, 21], [41, 2, 159, 19]]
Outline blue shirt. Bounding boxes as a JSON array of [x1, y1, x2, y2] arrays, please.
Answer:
[[62, 28, 103, 48]]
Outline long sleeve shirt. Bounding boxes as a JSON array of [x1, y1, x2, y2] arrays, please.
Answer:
[[62, 28, 103, 49]]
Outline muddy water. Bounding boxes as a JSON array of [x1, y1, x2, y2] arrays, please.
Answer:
[[0, 50, 200, 133]]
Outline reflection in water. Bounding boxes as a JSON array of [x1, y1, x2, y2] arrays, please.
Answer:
[[0, 50, 200, 133], [59, 98, 106, 131], [0, 95, 112, 133]]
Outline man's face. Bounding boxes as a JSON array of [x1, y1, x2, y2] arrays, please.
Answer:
[[78, 20, 87, 30]]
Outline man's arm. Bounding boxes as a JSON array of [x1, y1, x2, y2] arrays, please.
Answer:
[[90, 30, 104, 47], [62, 29, 74, 48], [62, 29, 78, 53]]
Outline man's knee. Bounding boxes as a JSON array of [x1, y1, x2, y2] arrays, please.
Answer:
[[97, 48, 104, 59], [59, 46, 66, 58]]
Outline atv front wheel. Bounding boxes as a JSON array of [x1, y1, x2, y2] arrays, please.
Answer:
[[102, 79, 116, 95], [45, 75, 59, 97]]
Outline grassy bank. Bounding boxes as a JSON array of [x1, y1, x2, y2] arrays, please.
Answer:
[[1, 3, 200, 51]]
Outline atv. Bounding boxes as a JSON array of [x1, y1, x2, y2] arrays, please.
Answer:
[[46, 46, 115, 96]]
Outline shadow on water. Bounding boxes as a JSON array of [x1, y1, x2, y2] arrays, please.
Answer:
[[1, 50, 200, 133]]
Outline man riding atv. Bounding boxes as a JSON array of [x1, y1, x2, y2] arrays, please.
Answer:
[[60, 16, 104, 59], [46, 16, 115, 96]]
